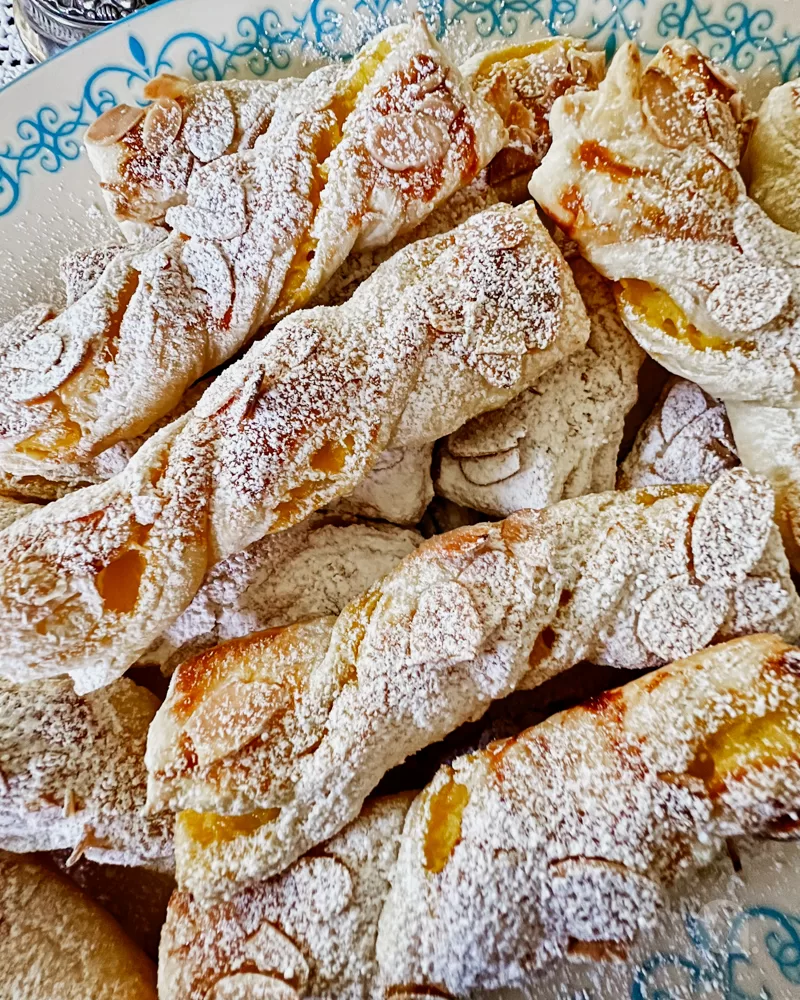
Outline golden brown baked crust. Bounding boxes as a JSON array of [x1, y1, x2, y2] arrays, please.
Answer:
[[529, 39, 800, 569], [0, 851, 158, 999], [377, 634, 800, 993], [743, 80, 800, 233], [0, 202, 588, 693], [148, 470, 799, 899]]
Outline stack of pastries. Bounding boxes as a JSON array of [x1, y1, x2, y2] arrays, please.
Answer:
[[2, 15, 800, 998]]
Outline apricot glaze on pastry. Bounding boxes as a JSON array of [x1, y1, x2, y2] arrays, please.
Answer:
[[2, 22, 800, 1000], [149, 470, 798, 899], [529, 39, 800, 569], [0, 203, 589, 691]]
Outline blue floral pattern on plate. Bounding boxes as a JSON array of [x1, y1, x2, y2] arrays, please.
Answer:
[[1, 0, 800, 216]]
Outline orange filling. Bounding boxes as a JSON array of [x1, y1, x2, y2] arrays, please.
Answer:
[[178, 808, 281, 848], [16, 271, 140, 460], [95, 549, 147, 614], [424, 775, 470, 874], [273, 41, 391, 315], [618, 279, 753, 354], [687, 709, 797, 795], [634, 483, 709, 506]]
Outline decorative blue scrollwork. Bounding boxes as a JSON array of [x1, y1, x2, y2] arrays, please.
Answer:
[[631, 904, 800, 999], [2, 0, 800, 217]]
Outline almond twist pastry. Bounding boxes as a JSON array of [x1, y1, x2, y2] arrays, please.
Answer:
[[160, 794, 413, 1000], [87, 36, 604, 245], [0, 852, 158, 1000], [0, 202, 588, 692], [147, 469, 800, 899], [86, 74, 302, 237], [0, 17, 505, 482], [618, 376, 739, 489], [0, 676, 172, 868], [140, 513, 421, 675], [377, 634, 800, 994], [742, 79, 800, 233], [436, 258, 644, 516], [529, 40, 800, 568]]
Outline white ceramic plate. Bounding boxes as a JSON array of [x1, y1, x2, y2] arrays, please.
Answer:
[[2, 1, 800, 997]]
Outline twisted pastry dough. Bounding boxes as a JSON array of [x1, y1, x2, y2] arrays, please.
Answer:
[[147, 469, 800, 899], [159, 794, 413, 1000], [377, 634, 800, 993], [0, 202, 588, 692], [87, 36, 604, 243], [58, 35, 602, 522], [0, 676, 172, 868], [618, 376, 739, 489], [529, 40, 800, 568], [86, 74, 301, 237], [0, 852, 158, 1000], [742, 79, 800, 233], [0, 17, 505, 480], [140, 513, 421, 675], [436, 258, 644, 516]]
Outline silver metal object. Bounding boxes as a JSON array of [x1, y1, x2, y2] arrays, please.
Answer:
[[14, 0, 162, 60]]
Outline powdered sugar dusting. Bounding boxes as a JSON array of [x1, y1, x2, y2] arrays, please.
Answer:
[[154, 470, 799, 899], [437, 259, 644, 516], [160, 795, 412, 1000], [140, 514, 421, 675], [619, 377, 739, 489], [378, 634, 800, 993], [0, 676, 172, 867]]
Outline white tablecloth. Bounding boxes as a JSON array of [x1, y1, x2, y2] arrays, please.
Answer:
[[0, 0, 35, 87]]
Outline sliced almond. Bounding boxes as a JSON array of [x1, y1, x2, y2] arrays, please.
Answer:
[[692, 469, 775, 586], [85, 104, 145, 147], [207, 974, 299, 1000], [636, 575, 729, 662], [142, 97, 183, 155], [642, 68, 703, 150], [366, 113, 450, 173], [244, 923, 310, 987], [143, 73, 191, 101], [183, 88, 236, 163]]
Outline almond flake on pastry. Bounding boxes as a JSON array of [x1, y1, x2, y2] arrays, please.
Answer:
[[140, 513, 421, 675], [618, 376, 739, 489], [377, 634, 800, 994], [0, 203, 588, 692], [529, 40, 800, 569], [0, 851, 158, 1000], [0, 676, 172, 868], [148, 469, 799, 898], [0, 16, 506, 482], [742, 80, 800, 234], [462, 37, 605, 190], [86, 75, 303, 238], [160, 794, 413, 1000], [436, 259, 644, 516]]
